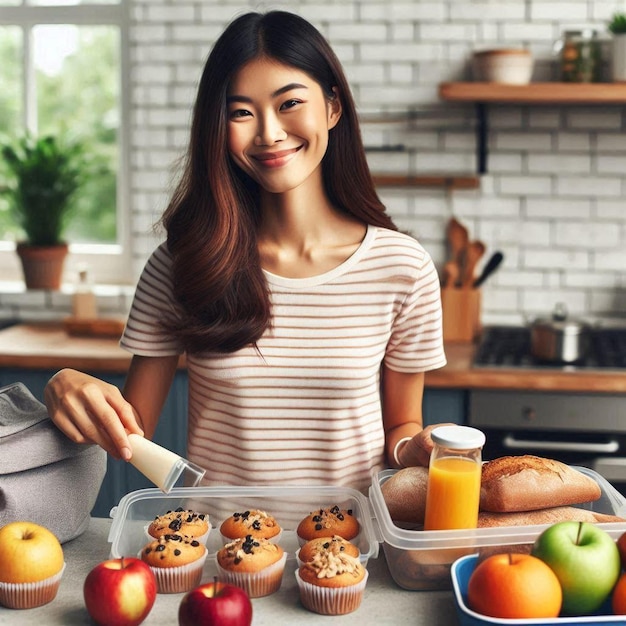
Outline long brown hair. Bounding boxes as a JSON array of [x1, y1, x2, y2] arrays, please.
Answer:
[[161, 10, 397, 353]]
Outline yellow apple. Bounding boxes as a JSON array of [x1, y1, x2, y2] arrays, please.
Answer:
[[0, 521, 64, 583]]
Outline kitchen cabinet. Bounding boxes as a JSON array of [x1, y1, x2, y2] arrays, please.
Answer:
[[438, 82, 626, 173]]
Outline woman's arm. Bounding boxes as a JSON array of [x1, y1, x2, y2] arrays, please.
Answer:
[[381, 364, 455, 468], [44, 354, 179, 460]]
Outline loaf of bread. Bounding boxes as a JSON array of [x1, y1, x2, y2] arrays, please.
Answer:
[[480, 455, 601, 513]]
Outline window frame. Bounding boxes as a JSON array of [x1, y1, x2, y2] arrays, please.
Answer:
[[0, 2, 132, 286]]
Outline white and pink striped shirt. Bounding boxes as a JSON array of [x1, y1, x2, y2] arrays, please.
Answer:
[[120, 225, 446, 494]]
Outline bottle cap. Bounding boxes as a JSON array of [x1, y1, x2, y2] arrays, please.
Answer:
[[430, 425, 486, 450]]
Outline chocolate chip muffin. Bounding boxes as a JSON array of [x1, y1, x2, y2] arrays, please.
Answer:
[[216, 534, 286, 598], [147, 508, 210, 542], [219, 509, 281, 542], [140, 533, 207, 593], [297, 505, 360, 545], [298, 535, 360, 565]]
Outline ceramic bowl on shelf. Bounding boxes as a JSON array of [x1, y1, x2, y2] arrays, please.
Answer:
[[472, 48, 534, 85]]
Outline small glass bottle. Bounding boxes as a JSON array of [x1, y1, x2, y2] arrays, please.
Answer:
[[423, 425, 486, 531], [72, 265, 97, 319]]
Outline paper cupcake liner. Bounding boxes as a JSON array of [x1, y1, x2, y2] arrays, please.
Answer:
[[0, 562, 66, 609], [295, 568, 368, 615], [215, 551, 287, 598], [220, 528, 283, 546], [145, 523, 211, 546], [139, 547, 207, 594]]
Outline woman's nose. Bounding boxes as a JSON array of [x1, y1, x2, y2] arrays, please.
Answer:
[[254, 112, 286, 145]]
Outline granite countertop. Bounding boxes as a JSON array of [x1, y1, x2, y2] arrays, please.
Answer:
[[1, 323, 625, 392], [0, 518, 460, 626]]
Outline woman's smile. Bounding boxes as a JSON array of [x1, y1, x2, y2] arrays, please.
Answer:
[[252, 146, 303, 168]]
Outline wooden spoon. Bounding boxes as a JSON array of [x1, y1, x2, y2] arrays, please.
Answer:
[[446, 218, 469, 264], [461, 240, 486, 287]]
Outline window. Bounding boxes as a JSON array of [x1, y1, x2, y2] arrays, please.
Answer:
[[0, 1, 130, 284]]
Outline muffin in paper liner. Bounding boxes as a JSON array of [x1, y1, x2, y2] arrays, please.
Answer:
[[138, 547, 208, 594], [145, 523, 211, 546], [0, 562, 66, 609], [295, 568, 369, 615], [215, 551, 287, 598]]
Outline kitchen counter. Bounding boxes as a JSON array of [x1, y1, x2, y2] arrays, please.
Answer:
[[1, 322, 625, 393], [0, 518, 459, 626]]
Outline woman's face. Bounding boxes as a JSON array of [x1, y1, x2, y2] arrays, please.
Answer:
[[226, 57, 341, 194]]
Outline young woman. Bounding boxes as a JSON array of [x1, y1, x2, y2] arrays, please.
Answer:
[[45, 11, 447, 493]]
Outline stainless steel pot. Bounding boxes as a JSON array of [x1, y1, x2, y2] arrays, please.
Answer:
[[529, 303, 591, 363]]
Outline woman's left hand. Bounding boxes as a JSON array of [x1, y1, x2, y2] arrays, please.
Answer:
[[397, 422, 457, 467]]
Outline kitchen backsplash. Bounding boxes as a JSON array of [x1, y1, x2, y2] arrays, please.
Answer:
[[2, 0, 626, 327]]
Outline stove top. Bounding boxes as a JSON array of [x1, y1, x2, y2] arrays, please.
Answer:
[[473, 326, 626, 370]]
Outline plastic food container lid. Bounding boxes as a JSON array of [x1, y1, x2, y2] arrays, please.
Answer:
[[430, 425, 486, 449]]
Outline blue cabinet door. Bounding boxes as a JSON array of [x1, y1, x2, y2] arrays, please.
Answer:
[[423, 388, 467, 426]]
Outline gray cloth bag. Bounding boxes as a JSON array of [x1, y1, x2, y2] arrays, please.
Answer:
[[0, 381, 107, 543]]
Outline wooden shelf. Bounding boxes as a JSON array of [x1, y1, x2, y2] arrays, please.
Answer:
[[371, 174, 480, 190], [439, 82, 626, 104], [438, 82, 626, 173]]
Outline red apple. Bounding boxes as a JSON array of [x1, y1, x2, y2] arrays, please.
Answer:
[[178, 579, 252, 626], [84, 557, 157, 626]]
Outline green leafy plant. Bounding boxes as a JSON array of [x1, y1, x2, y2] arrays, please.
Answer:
[[0, 134, 85, 246], [608, 12, 626, 34]]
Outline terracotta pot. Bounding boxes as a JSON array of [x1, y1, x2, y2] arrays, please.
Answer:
[[16, 242, 69, 290]]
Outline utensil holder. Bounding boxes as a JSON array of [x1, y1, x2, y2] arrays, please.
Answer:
[[441, 288, 481, 343]]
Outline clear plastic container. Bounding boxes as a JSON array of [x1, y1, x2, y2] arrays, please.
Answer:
[[369, 466, 626, 591], [107, 484, 379, 570]]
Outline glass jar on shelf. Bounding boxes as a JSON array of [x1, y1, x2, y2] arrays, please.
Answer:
[[556, 29, 602, 83]]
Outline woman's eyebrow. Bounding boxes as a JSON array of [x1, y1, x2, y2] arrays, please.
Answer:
[[227, 82, 308, 104]]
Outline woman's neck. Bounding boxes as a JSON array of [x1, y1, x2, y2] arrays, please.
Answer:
[[257, 184, 366, 279]]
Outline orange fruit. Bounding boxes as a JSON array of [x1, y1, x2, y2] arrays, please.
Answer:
[[612, 572, 626, 614], [467, 553, 562, 619]]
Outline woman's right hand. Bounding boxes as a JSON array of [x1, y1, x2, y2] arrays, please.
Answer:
[[44, 368, 144, 460]]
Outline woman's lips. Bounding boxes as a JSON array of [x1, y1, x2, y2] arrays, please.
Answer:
[[253, 146, 301, 167]]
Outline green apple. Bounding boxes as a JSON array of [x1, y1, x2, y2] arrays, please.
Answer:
[[531, 521, 620, 616]]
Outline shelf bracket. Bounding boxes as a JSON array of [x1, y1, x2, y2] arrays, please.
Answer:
[[476, 102, 488, 174]]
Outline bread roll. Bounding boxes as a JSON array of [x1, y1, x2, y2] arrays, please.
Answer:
[[380, 466, 428, 523], [478, 506, 625, 528], [480, 455, 602, 513]]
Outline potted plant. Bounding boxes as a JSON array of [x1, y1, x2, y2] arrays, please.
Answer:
[[608, 12, 626, 82], [0, 134, 85, 289]]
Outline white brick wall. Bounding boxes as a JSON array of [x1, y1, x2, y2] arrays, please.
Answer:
[[3, 0, 626, 326]]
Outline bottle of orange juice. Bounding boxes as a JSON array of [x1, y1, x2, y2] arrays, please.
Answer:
[[423, 425, 486, 531]]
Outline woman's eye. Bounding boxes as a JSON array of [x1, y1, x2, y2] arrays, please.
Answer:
[[280, 99, 302, 110], [230, 109, 251, 119]]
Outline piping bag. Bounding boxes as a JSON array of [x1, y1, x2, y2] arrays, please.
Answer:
[[127, 433, 205, 493]]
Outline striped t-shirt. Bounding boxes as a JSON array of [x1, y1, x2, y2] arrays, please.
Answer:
[[120, 225, 446, 494]]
